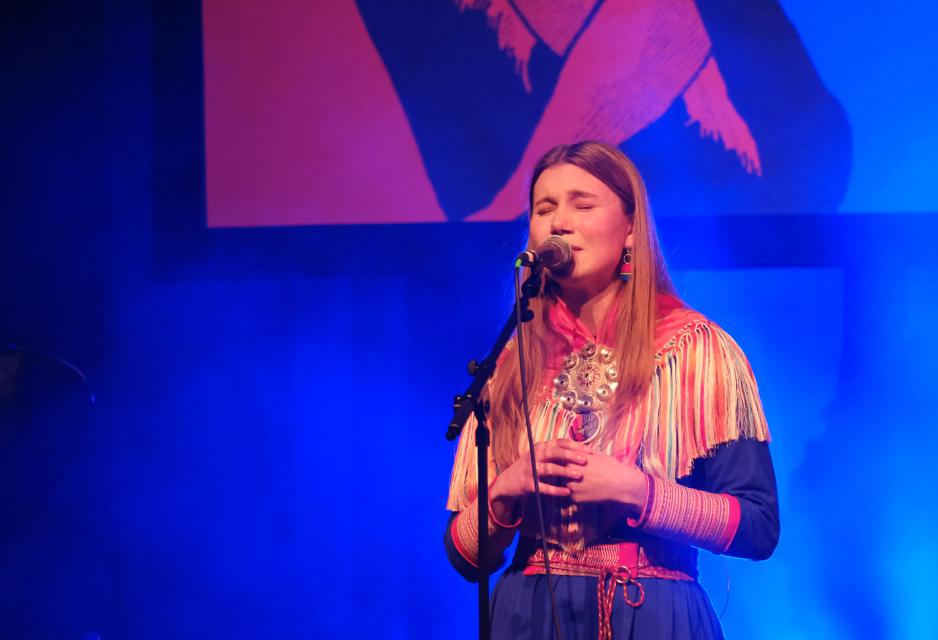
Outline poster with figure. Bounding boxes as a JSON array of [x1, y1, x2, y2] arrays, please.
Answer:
[[202, 0, 851, 227]]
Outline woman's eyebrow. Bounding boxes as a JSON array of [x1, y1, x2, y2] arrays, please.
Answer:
[[533, 195, 558, 207], [568, 189, 598, 199]]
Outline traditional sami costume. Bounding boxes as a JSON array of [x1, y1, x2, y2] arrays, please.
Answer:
[[444, 294, 779, 639]]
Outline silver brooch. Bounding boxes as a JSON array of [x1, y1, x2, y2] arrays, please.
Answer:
[[552, 342, 618, 443]]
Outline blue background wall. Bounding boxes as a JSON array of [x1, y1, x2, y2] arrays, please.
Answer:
[[1, 1, 937, 639]]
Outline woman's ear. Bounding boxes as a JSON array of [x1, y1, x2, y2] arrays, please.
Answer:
[[623, 212, 635, 248]]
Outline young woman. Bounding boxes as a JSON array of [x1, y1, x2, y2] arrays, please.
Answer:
[[444, 141, 779, 639]]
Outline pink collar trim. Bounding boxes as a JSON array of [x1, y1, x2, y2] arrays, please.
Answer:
[[542, 293, 686, 373]]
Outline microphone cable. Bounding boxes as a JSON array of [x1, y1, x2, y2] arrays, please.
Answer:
[[513, 262, 565, 640]]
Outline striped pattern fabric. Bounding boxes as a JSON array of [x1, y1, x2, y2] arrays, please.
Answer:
[[446, 300, 769, 553], [450, 497, 519, 569], [629, 475, 741, 553]]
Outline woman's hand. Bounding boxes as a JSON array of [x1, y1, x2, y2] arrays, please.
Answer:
[[568, 450, 647, 510], [490, 439, 591, 522]]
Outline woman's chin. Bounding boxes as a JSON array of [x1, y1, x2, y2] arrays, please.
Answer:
[[554, 272, 619, 296]]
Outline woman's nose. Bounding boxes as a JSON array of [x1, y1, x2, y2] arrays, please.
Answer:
[[550, 206, 574, 234]]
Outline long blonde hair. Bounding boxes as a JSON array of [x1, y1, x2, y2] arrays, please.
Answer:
[[488, 141, 676, 470]]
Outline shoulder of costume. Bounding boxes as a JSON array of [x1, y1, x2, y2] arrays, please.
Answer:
[[654, 303, 705, 352], [652, 299, 733, 359], [643, 296, 771, 480]]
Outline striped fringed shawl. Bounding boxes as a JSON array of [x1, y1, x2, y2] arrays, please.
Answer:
[[445, 304, 771, 550]]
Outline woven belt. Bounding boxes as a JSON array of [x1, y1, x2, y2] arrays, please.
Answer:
[[523, 542, 695, 640]]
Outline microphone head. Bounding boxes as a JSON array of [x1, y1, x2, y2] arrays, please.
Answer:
[[539, 235, 574, 274]]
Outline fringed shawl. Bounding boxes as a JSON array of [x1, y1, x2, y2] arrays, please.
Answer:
[[446, 295, 770, 549]]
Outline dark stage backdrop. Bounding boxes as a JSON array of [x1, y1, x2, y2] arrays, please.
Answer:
[[1, 2, 937, 640]]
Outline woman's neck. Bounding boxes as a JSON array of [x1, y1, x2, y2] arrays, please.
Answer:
[[560, 279, 620, 337]]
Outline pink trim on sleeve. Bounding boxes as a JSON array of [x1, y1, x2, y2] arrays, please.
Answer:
[[628, 476, 740, 554], [450, 512, 480, 569], [627, 473, 654, 528], [452, 496, 520, 570], [488, 495, 524, 529], [716, 494, 741, 552]]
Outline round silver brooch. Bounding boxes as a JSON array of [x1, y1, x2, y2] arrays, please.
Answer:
[[552, 342, 618, 443]]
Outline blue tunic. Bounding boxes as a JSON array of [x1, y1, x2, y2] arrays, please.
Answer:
[[443, 439, 779, 639]]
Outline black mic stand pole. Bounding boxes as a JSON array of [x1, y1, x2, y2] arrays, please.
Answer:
[[446, 269, 541, 640]]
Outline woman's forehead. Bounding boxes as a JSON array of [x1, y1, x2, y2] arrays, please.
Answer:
[[532, 163, 613, 198]]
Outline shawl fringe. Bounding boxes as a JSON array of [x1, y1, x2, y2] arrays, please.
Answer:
[[640, 317, 770, 480], [446, 312, 771, 516]]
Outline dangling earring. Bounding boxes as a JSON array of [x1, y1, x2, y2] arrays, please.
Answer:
[[619, 247, 633, 282]]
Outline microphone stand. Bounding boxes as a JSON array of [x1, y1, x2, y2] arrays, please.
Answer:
[[446, 269, 541, 640]]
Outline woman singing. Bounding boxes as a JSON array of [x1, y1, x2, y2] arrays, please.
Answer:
[[444, 141, 779, 639]]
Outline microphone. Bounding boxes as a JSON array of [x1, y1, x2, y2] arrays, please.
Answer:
[[516, 235, 574, 273]]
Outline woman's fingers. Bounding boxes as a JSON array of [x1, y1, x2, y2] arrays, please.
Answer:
[[513, 460, 582, 497], [534, 439, 590, 465], [553, 439, 594, 454], [535, 462, 583, 481], [531, 482, 571, 497], [507, 439, 598, 497]]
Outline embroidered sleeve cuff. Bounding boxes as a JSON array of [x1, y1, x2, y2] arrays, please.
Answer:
[[451, 497, 519, 570], [628, 475, 741, 554], [627, 473, 654, 528], [488, 486, 524, 529], [450, 511, 479, 569]]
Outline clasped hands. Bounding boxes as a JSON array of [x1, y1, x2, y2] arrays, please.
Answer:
[[489, 438, 647, 524]]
